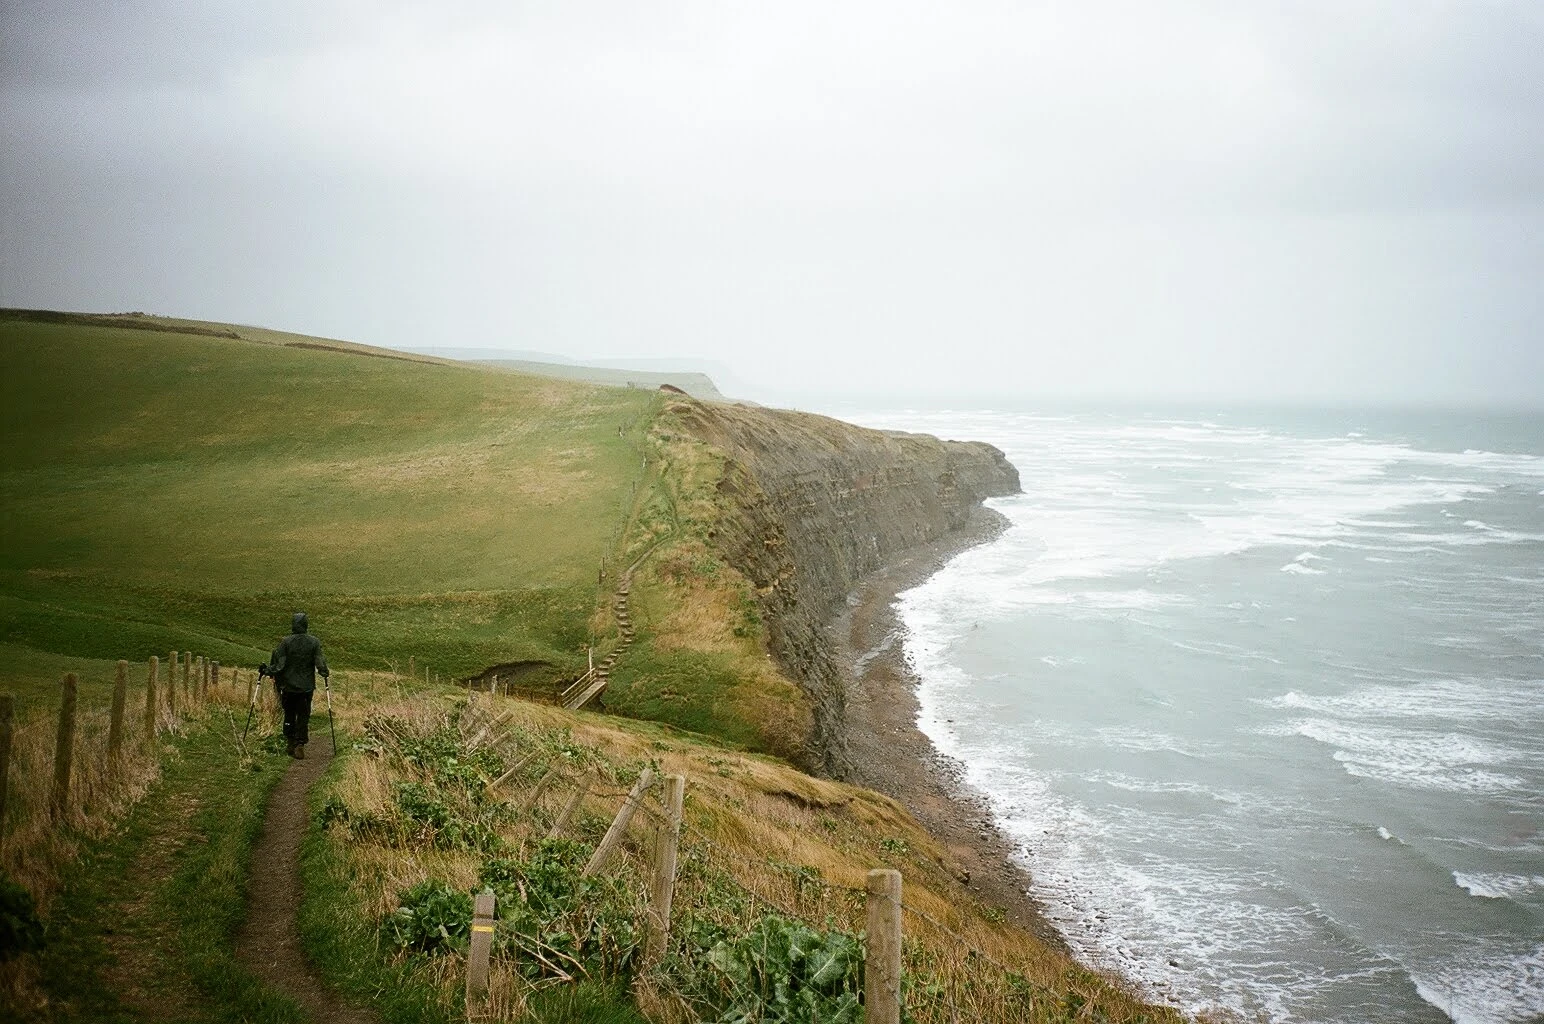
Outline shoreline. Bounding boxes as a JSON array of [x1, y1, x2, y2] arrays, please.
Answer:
[[828, 505, 1069, 950]]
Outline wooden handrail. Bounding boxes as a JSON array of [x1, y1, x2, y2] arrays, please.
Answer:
[[558, 668, 596, 704]]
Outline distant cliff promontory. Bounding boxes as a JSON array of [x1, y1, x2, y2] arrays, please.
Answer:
[[665, 400, 1021, 776]]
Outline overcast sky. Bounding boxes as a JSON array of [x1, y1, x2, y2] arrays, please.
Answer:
[[3, 1, 1542, 406]]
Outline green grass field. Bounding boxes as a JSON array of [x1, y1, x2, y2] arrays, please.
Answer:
[[0, 311, 1182, 1024], [0, 312, 659, 693]]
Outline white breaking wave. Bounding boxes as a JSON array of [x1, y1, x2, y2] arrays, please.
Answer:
[[1088, 770, 1246, 806], [863, 407, 1544, 1024], [1090, 726, 1207, 758], [1452, 872, 1544, 900], [1264, 679, 1544, 724], [1410, 943, 1544, 1024], [1337, 757, 1524, 794], [1275, 717, 1527, 794], [872, 413, 1544, 622]]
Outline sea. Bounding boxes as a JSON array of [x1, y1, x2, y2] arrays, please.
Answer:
[[830, 403, 1544, 1024]]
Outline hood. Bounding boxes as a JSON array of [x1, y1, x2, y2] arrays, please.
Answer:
[[292, 612, 308, 634]]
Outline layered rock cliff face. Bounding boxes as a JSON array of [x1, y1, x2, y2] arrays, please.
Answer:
[[669, 401, 1021, 776]]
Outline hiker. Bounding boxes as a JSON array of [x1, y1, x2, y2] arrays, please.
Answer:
[[260, 612, 329, 759]]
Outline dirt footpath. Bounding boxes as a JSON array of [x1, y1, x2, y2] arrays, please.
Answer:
[[236, 745, 377, 1024]]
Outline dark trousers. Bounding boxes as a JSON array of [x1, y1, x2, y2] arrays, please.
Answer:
[[281, 689, 314, 747]]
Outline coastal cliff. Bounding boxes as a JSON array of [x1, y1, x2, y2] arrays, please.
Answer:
[[660, 400, 1021, 776]]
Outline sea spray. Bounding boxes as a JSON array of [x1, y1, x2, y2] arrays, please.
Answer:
[[838, 404, 1544, 1024]]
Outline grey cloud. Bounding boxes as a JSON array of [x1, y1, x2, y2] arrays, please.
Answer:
[[2, 1, 1541, 407]]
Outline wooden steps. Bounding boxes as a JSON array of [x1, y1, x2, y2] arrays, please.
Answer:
[[563, 575, 636, 710]]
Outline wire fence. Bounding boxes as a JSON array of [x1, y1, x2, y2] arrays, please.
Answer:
[[0, 653, 283, 918], [431, 699, 1103, 1024]]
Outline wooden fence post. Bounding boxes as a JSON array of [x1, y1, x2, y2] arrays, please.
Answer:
[[548, 784, 587, 838], [108, 660, 128, 761], [466, 888, 496, 1017], [467, 709, 514, 751], [167, 651, 178, 718], [0, 694, 13, 849], [487, 749, 538, 792], [518, 768, 558, 813], [211, 661, 220, 694], [51, 673, 78, 821], [865, 869, 903, 1024], [645, 774, 686, 960], [145, 656, 159, 739], [182, 652, 191, 704], [583, 768, 654, 876]]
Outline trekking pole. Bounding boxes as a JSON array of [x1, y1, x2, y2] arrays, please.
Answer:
[[324, 674, 337, 755], [241, 668, 264, 745]]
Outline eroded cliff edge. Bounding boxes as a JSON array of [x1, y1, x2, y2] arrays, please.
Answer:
[[663, 399, 1020, 777]]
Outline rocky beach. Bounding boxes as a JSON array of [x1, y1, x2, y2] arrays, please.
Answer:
[[829, 505, 1068, 948]]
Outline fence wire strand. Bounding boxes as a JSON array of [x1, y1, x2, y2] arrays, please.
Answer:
[[440, 701, 1077, 1018]]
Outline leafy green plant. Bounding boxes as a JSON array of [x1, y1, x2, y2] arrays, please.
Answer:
[[731, 589, 762, 639], [771, 860, 824, 901], [392, 780, 505, 851], [318, 794, 351, 829], [673, 914, 864, 1024], [386, 880, 473, 955], [398, 724, 506, 791], [479, 839, 644, 980]]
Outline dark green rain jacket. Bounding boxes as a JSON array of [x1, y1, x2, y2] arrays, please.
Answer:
[[270, 612, 329, 693]]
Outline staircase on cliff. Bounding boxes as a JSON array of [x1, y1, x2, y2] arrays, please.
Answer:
[[561, 574, 635, 711]]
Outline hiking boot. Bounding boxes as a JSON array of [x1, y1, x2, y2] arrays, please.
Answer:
[[286, 741, 297, 758], [295, 743, 306, 760]]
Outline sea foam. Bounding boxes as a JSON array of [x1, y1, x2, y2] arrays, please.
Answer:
[[862, 406, 1544, 1024], [1452, 872, 1544, 900]]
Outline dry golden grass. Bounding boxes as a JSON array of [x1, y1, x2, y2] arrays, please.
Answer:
[[643, 547, 751, 655], [0, 667, 266, 916], [320, 691, 1184, 1024]]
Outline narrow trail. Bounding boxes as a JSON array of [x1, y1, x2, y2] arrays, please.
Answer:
[[593, 575, 638, 686], [564, 572, 636, 710], [96, 793, 203, 1021], [236, 744, 378, 1024], [564, 449, 682, 710]]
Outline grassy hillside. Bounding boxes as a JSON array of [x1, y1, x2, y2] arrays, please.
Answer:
[[0, 311, 657, 691], [476, 359, 726, 401], [599, 411, 815, 762], [299, 680, 1181, 1024], [0, 310, 1183, 1024]]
